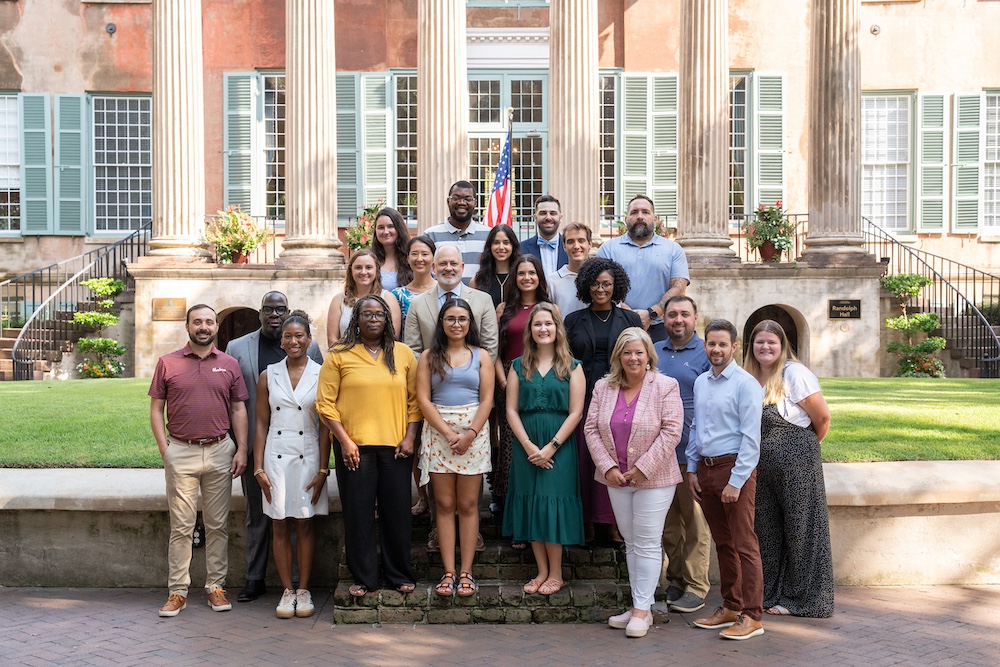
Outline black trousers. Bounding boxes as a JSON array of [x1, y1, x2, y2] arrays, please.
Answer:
[[334, 443, 415, 590]]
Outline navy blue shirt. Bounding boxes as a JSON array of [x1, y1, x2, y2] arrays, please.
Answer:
[[656, 333, 710, 465]]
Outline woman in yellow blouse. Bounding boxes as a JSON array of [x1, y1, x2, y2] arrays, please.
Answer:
[[316, 294, 422, 597]]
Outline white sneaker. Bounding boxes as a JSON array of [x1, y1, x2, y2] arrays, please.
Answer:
[[295, 589, 314, 617], [276, 588, 296, 619], [608, 609, 632, 629], [625, 613, 653, 638]]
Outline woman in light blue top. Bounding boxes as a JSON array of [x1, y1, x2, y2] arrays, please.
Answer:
[[416, 298, 494, 597], [372, 206, 411, 292]]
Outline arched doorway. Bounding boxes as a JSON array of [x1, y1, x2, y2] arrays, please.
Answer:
[[217, 307, 260, 352], [743, 305, 803, 361]]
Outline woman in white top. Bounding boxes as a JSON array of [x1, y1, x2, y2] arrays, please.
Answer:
[[744, 319, 834, 618], [252, 313, 329, 620], [326, 249, 401, 344]]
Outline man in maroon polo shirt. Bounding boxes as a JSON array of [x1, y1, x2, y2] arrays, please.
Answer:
[[149, 304, 250, 617]]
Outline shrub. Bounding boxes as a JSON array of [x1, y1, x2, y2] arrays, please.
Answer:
[[975, 300, 1000, 326], [881, 273, 946, 378], [81, 278, 126, 299], [77, 359, 126, 379], [73, 311, 119, 330], [76, 337, 127, 379]]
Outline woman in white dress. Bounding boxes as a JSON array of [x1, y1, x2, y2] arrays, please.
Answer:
[[252, 313, 330, 619]]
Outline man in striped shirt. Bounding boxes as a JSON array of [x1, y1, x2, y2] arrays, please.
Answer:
[[423, 180, 491, 285]]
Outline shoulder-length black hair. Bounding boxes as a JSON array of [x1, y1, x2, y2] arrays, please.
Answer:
[[473, 224, 520, 289], [498, 254, 551, 355]]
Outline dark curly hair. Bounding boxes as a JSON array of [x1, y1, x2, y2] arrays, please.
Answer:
[[426, 298, 482, 379], [575, 257, 630, 305], [281, 309, 312, 337], [472, 224, 520, 290]]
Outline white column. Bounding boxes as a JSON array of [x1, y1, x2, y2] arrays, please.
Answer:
[[148, 0, 210, 257], [801, 0, 870, 264], [417, 0, 470, 232], [675, 0, 737, 262], [276, 0, 344, 268], [549, 0, 599, 231]]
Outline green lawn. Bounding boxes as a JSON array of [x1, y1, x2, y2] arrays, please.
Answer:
[[0, 377, 998, 467]]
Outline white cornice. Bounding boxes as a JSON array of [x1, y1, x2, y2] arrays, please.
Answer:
[[467, 28, 550, 68]]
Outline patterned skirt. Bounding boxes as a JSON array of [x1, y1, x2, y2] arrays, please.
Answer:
[[418, 402, 492, 486]]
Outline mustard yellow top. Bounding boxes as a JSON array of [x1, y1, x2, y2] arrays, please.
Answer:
[[316, 341, 421, 447]]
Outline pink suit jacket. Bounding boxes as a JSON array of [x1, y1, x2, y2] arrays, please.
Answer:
[[584, 371, 684, 489]]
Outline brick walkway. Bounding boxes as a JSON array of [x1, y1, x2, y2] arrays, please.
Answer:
[[1, 585, 997, 666]]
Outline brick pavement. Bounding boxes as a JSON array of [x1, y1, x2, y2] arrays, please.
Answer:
[[0, 585, 997, 666]]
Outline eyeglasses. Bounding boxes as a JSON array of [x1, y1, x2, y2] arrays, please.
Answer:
[[359, 311, 387, 321], [449, 196, 476, 205], [591, 282, 614, 291], [261, 306, 289, 316], [444, 316, 470, 325]]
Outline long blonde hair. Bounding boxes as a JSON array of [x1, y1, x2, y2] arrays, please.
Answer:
[[744, 319, 798, 405], [605, 327, 658, 388], [520, 302, 574, 381]]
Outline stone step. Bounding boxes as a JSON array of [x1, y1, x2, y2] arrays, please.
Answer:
[[332, 579, 671, 625]]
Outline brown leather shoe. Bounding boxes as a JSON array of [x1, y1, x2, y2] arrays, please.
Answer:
[[158, 593, 187, 617], [693, 606, 740, 629], [720, 614, 764, 640], [207, 587, 232, 612]]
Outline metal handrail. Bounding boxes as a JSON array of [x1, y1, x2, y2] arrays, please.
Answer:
[[9, 223, 151, 380], [864, 219, 1000, 378]]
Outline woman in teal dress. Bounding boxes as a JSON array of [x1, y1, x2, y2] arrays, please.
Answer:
[[502, 302, 586, 596]]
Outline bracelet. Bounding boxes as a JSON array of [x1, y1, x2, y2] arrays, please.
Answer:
[[467, 426, 479, 436], [253, 468, 264, 477], [318, 468, 330, 477]]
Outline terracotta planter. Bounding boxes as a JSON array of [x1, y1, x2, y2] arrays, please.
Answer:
[[231, 252, 250, 265], [758, 240, 781, 263]]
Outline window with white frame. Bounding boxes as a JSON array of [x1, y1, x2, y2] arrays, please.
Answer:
[[862, 94, 911, 231], [599, 74, 617, 219], [984, 94, 1000, 230], [729, 75, 748, 221], [92, 95, 151, 232], [262, 74, 286, 220], [0, 95, 19, 232], [395, 73, 417, 218]]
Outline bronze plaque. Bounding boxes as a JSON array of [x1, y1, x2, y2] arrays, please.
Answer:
[[152, 298, 187, 321], [828, 299, 861, 319]]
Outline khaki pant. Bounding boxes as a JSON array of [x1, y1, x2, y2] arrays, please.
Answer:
[[662, 463, 712, 597], [164, 435, 236, 597]]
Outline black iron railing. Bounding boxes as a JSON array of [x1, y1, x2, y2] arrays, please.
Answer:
[[8, 222, 151, 380], [864, 219, 1000, 378]]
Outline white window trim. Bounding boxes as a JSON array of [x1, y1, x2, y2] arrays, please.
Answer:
[[861, 90, 916, 233]]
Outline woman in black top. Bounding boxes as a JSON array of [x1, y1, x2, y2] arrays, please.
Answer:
[[564, 257, 641, 546], [471, 224, 520, 308]]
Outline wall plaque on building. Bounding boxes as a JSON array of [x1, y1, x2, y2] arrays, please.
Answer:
[[828, 299, 861, 319], [152, 298, 187, 321]]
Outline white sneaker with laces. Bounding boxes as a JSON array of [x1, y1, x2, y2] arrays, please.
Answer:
[[276, 588, 296, 619], [295, 589, 314, 617]]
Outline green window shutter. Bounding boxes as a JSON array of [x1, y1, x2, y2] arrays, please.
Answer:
[[361, 73, 390, 207], [754, 74, 784, 207], [621, 74, 650, 205], [54, 95, 86, 236], [650, 75, 678, 220], [916, 95, 947, 232], [953, 94, 982, 231], [19, 94, 52, 235], [223, 73, 258, 212], [337, 72, 360, 218]]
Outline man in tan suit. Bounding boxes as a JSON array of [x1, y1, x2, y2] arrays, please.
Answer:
[[404, 244, 498, 361]]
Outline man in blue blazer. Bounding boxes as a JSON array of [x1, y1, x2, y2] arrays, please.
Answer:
[[225, 291, 324, 602], [520, 194, 569, 276]]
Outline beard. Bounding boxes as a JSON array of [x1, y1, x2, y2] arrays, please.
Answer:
[[188, 330, 217, 347], [628, 221, 652, 241], [450, 206, 474, 224]]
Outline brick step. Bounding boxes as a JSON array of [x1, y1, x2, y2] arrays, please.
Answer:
[[332, 579, 671, 625]]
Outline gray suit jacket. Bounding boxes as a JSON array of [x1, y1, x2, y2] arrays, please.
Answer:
[[404, 284, 499, 361], [225, 329, 325, 453]]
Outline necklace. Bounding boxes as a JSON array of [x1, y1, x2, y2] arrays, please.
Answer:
[[593, 308, 612, 323], [495, 273, 509, 292], [363, 342, 381, 359]]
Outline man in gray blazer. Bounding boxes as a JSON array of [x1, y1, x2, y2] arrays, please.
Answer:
[[225, 291, 324, 602], [404, 244, 499, 361]]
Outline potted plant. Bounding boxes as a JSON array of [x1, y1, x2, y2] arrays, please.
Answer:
[[345, 200, 384, 254], [206, 206, 273, 264], [744, 201, 796, 262]]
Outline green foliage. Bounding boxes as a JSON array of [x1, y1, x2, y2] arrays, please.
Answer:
[[76, 337, 127, 379], [881, 274, 946, 377], [76, 359, 126, 379], [345, 200, 385, 252], [885, 312, 940, 336], [1, 309, 25, 328], [887, 337, 947, 356], [743, 201, 796, 253], [973, 300, 1000, 326], [206, 205, 273, 262], [893, 356, 946, 378], [880, 274, 932, 313], [76, 337, 126, 357], [81, 278, 126, 299], [73, 311, 119, 330]]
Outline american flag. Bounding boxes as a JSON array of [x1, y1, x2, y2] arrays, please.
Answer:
[[485, 127, 513, 228]]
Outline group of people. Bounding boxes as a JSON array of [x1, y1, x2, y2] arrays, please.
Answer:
[[148, 183, 834, 642]]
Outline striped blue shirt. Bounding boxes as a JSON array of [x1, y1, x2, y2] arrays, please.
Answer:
[[424, 219, 491, 284]]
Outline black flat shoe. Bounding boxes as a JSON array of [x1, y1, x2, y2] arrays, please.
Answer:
[[238, 580, 266, 602]]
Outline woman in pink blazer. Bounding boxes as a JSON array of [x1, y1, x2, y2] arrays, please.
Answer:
[[585, 327, 683, 638]]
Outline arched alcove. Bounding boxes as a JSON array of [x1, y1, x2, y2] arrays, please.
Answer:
[[217, 307, 259, 352], [742, 304, 809, 366]]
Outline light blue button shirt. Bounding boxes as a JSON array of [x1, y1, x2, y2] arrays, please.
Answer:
[[596, 234, 690, 319], [687, 359, 763, 489]]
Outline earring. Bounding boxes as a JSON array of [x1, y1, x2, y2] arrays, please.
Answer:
[[355, 326, 360, 335]]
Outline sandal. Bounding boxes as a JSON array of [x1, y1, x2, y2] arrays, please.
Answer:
[[457, 572, 477, 597], [523, 578, 544, 594], [435, 572, 456, 597], [538, 578, 564, 595], [348, 584, 373, 598], [411, 496, 429, 516], [511, 540, 528, 551], [395, 582, 416, 594], [766, 605, 791, 616]]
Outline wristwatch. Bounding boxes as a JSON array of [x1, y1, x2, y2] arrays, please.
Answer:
[[319, 468, 331, 477], [647, 307, 658, 320]]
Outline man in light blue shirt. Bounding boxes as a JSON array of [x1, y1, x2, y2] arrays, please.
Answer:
[[686, 319, 765, 641], [595, 194, 689, 342]]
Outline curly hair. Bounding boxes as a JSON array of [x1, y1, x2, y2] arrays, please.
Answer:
[[344, 249, 384, 306], [498, 255, 550, 357], [575, 257, 630, 305], [330, 294, 398, 374], [472, 224, 520, 290], [371, 207, 413, 286], [426, 298, 482, 379]]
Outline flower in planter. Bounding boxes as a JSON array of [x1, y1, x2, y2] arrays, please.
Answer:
[[206, 206, 273, 263], [744, 200, 796, 255], [345, 200, 385, 253]]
